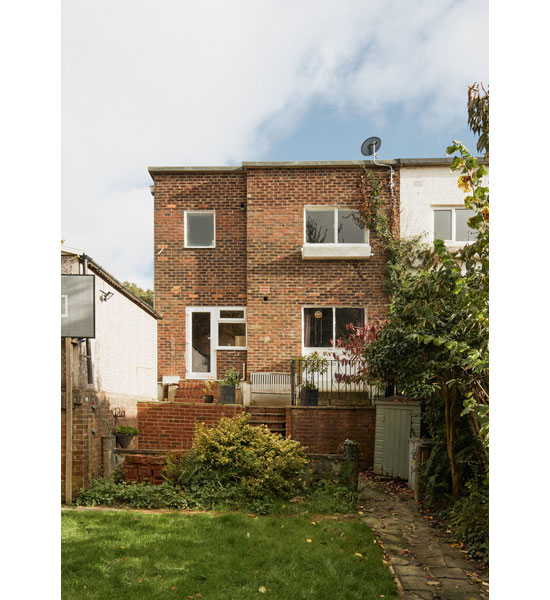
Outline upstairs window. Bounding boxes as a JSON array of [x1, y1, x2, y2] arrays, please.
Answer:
[[303, 307, 365, 349], [433, 207, 478, 243], [305, 207, 367, 244], [185, 211, 215, 248]]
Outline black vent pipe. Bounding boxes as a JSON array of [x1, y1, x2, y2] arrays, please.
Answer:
[[81, 254, 94, 385]]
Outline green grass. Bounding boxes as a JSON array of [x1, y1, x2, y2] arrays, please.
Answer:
[[62, 509, 398, 600]]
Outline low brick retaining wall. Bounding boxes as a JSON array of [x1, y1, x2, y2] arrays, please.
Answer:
[[137, 402, 245, 450], [121, 452, 175, 484], [286, 407, 375, 468], [136, 402, 375, 468], [118, 450, 359, 487]]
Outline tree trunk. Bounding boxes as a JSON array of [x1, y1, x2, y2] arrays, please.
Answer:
[[442, 382, 460, 499]]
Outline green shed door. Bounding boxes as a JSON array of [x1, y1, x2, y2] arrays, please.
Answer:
[[381, 408, 412, 479]]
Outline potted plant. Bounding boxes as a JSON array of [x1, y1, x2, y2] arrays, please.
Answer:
[[115, 426, 139, 448], [202, 380, 215, 403], [218, 367, 242, 404], [299, 352, 328, 406], [300, 380, 319, 406]]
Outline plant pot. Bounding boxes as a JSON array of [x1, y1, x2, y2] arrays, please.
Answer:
[[203, 394, 214, 404], [115, 433, 135, 448], [218, 385, 236, 404], [300, 388, 319, 406]]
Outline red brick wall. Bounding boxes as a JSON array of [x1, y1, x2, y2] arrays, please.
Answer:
[[287, 406, 376, 468], [62, 388, 138, 499], [136, 402, 375, 469], [153, 171, 248, 379], [123, 454, 170, 484], [137, 401, 245, 450], [246, 166, 398, 372], [153, 165, 399, 382]]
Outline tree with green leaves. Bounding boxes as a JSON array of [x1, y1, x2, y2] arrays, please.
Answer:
[[122, 281, 154, 308], [338, 85, 489, 500]]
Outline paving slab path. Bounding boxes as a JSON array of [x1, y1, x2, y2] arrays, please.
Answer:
[[359, 475, 488, 600]]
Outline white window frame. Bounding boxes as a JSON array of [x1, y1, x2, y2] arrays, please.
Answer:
[[217, 307, 247, 350], [184, 210, 216, 248], [303, 206, 369, 245], [186, 306, 246, 380], [432, 206, 477, 244], [302, 305, 367, 354]]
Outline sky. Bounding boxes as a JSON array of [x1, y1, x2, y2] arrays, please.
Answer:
[[62, 0, 488, 290]]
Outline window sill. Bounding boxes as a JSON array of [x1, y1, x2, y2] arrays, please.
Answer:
[[436, 240, 476, 251], [184, 245, 216, 249], [217, 346, 247, 351], [301, 243, 372, 260]]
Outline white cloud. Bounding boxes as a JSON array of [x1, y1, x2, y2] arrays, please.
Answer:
[[62, 0, 488, 288]]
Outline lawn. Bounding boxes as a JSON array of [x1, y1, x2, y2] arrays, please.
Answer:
[[62, 509, 398, 599]]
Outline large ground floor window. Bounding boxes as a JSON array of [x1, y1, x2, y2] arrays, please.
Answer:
[[186, 307, 246, 379], [303, 306, 365, 350]]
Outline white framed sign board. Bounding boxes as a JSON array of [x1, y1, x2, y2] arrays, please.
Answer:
[[61, 274, 95, 338]]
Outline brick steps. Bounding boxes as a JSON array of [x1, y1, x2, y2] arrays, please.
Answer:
[[246, 407, 286, 436]]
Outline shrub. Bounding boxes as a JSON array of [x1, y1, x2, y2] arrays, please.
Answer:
[[75, 479, 188, 509], [448, 478, 489, 562], [163, 414, 308, 507]]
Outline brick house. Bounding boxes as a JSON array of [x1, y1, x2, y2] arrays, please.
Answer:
[[125, 157, 481, 477], [149, 160, 402, 404]]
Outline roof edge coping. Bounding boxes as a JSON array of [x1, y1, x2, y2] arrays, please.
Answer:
[[148, 157, 487, 175]]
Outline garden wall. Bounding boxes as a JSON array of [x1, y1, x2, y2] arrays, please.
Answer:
[[137, 401, 245, 450], [122, 452, 171, 484], [286, 406, 376, 469], [135, 402, 375, 469], [61, 388, 138, 499]]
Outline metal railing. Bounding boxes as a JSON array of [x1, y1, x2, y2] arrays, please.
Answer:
[[290, 358, 392, 406]]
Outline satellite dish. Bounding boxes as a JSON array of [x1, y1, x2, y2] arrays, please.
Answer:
[[361, 136, 382, 157]]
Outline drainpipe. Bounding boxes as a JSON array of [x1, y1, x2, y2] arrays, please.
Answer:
[[64, 337, 73, 503], [81, 254, 94, 384]]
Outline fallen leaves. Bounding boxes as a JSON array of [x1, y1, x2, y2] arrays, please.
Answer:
[[258, 585, 267, 593], [306, 539, 312, 543]]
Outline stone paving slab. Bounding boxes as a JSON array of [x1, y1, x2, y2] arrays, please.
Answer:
[[359, 476, 488, 600]]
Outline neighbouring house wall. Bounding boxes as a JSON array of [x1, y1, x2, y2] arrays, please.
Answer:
[[245, 165, 398, 373], [89, 269, 158, 407], [61, 253, 158, 414], [154, 171, 248, 381], [400, 165, 482, 245], [61, 251, 158, 499]]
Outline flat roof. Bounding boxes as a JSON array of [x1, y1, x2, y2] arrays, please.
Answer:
[[148, 157, 487, 176]]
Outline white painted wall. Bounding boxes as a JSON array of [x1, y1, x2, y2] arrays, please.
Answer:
[[400, 165, 487, 249], [90, 274, 157, 401]]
